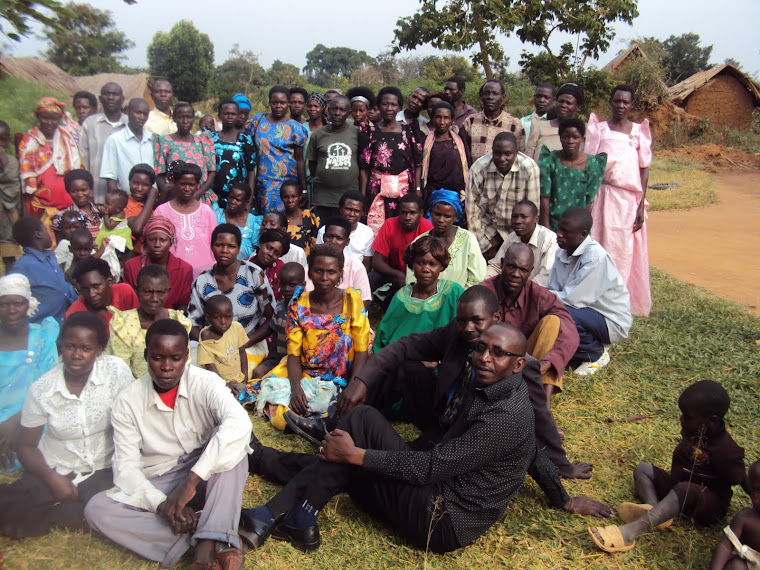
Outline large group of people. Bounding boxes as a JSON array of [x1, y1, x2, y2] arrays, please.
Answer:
[[0, 73, 754, 570]]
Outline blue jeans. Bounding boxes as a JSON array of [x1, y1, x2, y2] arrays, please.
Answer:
[[566, 305, 610, 362]]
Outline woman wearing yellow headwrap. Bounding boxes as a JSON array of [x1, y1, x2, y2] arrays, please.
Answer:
[[18, 97, 82, 237]]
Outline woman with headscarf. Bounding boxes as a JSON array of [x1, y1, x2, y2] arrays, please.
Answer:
[[18, 98, 82, 236], [121, 215, 193, 311], [248, 86, 308, 213], [359, 86, 423, 235], [406, 189, 485, 289], [420, 101, 468, 210], [232, 92, 252, 133], [0, 274, 59, 473], [526, 83, 584, 162], [585, 84, 653, 316]]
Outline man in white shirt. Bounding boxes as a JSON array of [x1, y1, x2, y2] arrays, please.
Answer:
[[100, 98, 155, 194], [145, 78, 177, 136], [85, 319, 252, 570], [396, 86, 430, 127], [486, 200, 558, 285], [79, 82, 127, 203], [547, 207, 632, 376], [317, 191, 374, 272]]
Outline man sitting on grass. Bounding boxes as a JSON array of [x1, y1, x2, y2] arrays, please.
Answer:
[[547, 207, 631, 375]]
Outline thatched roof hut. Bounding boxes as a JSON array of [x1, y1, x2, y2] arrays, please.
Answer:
[[0, 56, 79, 95], [668, 64, 760, 130], [75, 72, 155, 109]]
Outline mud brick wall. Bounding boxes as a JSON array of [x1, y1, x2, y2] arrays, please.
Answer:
[[684, 74, 756, 130]]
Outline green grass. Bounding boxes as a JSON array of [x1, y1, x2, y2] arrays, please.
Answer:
[[647, 157, 717, 211], [1, 267, 759, 568], [0, 76, 70, 137]]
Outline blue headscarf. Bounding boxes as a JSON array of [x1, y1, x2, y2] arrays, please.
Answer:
[[428, 189, 464, 223], [232, 93, 252, 111]]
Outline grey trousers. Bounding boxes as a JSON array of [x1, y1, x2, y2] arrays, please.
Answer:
[[85, 452, 248, 568]]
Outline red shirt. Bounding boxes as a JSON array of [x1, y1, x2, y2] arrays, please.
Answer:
[[371, 217, 433, 273], [65, 282, 140, 326], [157, 385, 179, 409], [124, 196, 148, 254], [123, 252, 193, 309]]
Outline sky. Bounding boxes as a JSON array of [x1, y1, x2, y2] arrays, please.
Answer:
[[6, 0, 760, 78]]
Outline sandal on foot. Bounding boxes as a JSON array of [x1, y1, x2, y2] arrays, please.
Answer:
[[618, 502, 673, 529], [588, 525, 636, 553]]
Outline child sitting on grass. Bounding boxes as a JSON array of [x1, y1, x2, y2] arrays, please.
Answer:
[[251, 262, 306, 379], [54, 210, 86, 270], [709, 459, 760, 569], [197, 295, 249, 397], [96, 188, 133, 251], [590, 380, 746, 553]]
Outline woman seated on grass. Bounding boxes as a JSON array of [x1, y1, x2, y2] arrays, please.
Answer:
[[106, 264, 191, 379], [211, 182, 262, 260], [407, 189, 486, 289], [538, 117, 607, 231], [0, 274, 59, 473], [243, 244, 370, 439], [0, 312, 133, 538], [374, 235, 462, 351]]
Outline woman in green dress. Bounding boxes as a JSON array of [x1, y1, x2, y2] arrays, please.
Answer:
[[375, 235, 463, 351], [538, 117, 607, 231]]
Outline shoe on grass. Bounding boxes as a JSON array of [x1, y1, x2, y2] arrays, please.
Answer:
[[575, 347, 610, 376]]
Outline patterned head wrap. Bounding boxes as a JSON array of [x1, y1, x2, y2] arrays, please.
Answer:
[[308, 92, 326, 109], [232, 93, 252, 111], [143, 215, 176, 244], [0, 274, 39, 317], [428, 189, 464, 223], [557, 83, 585, 106], [35, 97, 66, 117]]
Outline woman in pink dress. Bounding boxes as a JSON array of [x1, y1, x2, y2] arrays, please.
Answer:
[[153, 161, 217, 279], [585, 84, 652, 316]]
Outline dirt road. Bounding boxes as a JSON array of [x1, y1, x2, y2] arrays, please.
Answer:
[[648, 172, 760, 316]]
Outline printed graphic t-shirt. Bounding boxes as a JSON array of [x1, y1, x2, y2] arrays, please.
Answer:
[[306, 124, 360, 208]]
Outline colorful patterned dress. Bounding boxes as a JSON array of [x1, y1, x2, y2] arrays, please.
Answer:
[[286, 208, 320, 257], [210, 131, 257, 208], [247, 114, 308, 214], [153, 134, 217, 204]]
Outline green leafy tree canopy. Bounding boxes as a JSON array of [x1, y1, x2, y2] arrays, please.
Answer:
[[661, 33, 713, 84], [304, 44, 375, 87], [211, 44, 267, 99], [394, 0, 638, 80], [42, 2, 134, 75], [147, 20, 214, 103]]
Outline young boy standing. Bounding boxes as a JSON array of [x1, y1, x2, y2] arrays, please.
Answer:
[[197, 295, 248, 397], [589, 380, 746, 553]]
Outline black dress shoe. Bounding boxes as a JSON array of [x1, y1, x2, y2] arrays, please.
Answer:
[[283, 411, 327, 447], [238, 510, 276, 550], [271, 522, 321, 552]]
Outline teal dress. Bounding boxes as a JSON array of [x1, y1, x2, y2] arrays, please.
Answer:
[[211, 202, 262, 260], [538, 145, 607, 231], [0, 316, 59, 471], [373, 280, 463, 352]]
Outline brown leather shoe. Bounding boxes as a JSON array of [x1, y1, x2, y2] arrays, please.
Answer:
[[215, 546, 244, 570]]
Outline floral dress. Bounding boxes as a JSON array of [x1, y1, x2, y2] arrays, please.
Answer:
[[153, 134, 217, 204], [247, 114, 308, 214], [51, 202, 101, 241], [358, 122, 422, 233], [287, 208, 320, 257], [210, 131, 257, 208]]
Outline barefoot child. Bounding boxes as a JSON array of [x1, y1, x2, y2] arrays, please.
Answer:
[[197, 295, 249, 396], [96, 188, 133, 250], [590, 380, 746, 553], [709, 459, 760, 569]]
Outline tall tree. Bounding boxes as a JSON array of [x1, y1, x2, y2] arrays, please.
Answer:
[[268, 60, 302, 86], [661, 33, 713, 84], [147, 20, 214, 103], [211, 44, 267, 99], [304, 44, 375, 86], [1, 0, 134, 42], [42, 3, 134, 75], [394, 0, 637, 80]]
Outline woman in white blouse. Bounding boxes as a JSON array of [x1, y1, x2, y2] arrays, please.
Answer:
[[0, 311, 133, 538]]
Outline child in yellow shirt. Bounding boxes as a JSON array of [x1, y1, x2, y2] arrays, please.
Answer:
[[197, 295, 248, 396]]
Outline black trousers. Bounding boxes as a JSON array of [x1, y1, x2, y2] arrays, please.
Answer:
[[254, 406, 461, 553], [0, 468, 113, 538]]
